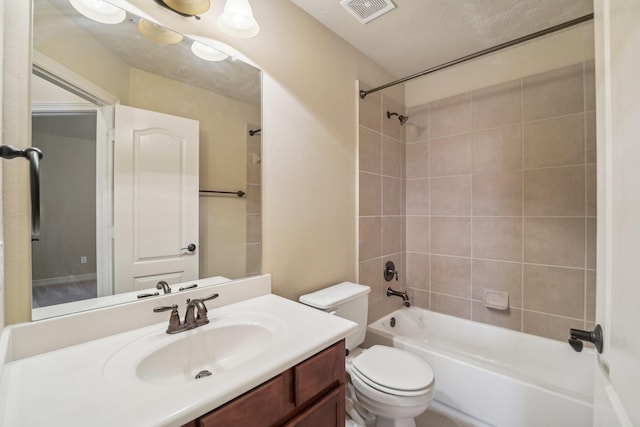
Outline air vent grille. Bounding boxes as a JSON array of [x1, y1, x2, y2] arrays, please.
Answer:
[[340, 0, 396, 24]]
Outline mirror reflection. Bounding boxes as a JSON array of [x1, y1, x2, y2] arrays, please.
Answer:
[[31, 0, 262, 319]]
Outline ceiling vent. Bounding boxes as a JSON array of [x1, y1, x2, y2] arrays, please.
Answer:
[[340, 0, 396, 24]]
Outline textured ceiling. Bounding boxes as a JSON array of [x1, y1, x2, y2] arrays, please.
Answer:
[[290, 0, 593, 78], [35, 0, 261, 106]]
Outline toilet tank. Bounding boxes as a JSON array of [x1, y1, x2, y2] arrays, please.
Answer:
[[299, 282, 371, 350]]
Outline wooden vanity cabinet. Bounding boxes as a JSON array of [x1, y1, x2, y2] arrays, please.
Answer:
[[187, 340, 345, 427]]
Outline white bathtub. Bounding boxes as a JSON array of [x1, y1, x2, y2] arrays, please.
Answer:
[[364, 308, 595, 427]]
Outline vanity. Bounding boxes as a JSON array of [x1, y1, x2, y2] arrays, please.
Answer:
[[0, 275, 356, 426]]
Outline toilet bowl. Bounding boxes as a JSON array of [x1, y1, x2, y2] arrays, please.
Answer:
[[347, 346, 434, 427], [299, 282, 436, 427]]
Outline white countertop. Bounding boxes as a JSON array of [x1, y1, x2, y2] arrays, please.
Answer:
[[0, 285, 357, 426]]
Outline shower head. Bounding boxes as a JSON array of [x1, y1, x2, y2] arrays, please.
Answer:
[[386, 111, 409, 126]]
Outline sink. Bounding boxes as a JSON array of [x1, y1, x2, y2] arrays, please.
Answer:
[[104, 311, 288, 386]]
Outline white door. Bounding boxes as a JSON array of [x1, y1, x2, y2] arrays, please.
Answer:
[[113, 105, 199, 293], [593, 1, 640, 425]]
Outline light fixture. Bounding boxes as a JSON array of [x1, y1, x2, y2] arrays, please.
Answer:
[[157, 0, 210, 16], [137, 19, 184, 44], [218, 0, 260, 38], [69, 0, 126, 24], [191, 41, 229, 62]]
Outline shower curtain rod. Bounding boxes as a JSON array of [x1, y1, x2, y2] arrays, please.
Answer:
[[359, 13, 594, 99]]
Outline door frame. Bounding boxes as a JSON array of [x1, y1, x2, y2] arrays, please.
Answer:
[[32, 51, 119, 298]]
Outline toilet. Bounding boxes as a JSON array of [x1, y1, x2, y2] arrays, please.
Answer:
[[299, 282, 435, 427]]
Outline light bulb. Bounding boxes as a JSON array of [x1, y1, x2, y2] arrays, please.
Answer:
[[69, 0, 126, 24]]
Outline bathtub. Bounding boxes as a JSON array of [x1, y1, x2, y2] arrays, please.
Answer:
[[364, 308, 594, 427]]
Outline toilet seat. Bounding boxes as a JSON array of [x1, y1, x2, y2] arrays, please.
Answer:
[[351, 346, 434, 397]]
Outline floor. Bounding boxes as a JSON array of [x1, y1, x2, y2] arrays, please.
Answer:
[[416, 405, 477, 427], [32, 279, 97, 308]]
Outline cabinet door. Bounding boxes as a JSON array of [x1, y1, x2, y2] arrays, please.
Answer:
[[284, 385, 345, 427], [294, 340, 345, 405], [198, 374, 288, 427]]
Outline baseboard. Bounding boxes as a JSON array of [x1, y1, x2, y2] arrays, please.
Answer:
[[32, 273, 97, 288]]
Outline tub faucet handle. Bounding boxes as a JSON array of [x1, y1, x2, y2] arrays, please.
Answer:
[[384, 261, 399, 281]]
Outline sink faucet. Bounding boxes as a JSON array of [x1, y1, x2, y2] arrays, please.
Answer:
[[156, 281, 172, 294], [153, 293, 220, 334], [386, 287, 411, 307]]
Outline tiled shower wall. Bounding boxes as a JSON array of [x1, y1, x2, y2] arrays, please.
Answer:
[[358, 87, 407, 322], [359, 62, 597, 341]]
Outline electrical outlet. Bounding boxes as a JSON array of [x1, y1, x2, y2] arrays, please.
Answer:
[[81, 256, 87, 264]]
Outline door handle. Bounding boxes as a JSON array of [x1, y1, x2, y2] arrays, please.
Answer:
[[568, 324, 603, 354], [181, 243, 197, 253]]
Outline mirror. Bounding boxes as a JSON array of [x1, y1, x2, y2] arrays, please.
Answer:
[[31, 0, 262, 319]]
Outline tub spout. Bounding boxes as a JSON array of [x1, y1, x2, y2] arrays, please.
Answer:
[[386, 287, 410, 307]]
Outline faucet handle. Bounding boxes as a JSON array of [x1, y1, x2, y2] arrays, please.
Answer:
[[202, 293, 219, 302], [153, 304, 178, 313]]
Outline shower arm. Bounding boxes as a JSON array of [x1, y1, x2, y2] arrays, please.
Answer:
[[0, 145, 44, 241]]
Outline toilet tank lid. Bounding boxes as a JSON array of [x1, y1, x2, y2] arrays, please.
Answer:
[[299, 282, 371, 310]]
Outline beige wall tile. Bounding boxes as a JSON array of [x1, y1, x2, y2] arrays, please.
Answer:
[[473, 217, 522, 262], [359, 172, 381, 216], [406, 252, 430, 290], [383, 216, 404, 256], [406, 142, 429, 179], [587, 218, 597, 269], [523, 115, 585, 168], [382, 136, 404, 178], [523, 63, 584, 121], [587, 164, 597, 217], [523, 310, 583, 341], [430, 134, 473, 177], [431, 217, 471, 257], [406, 104, 429, 142], [523, 264, 585, 318], [359, 126, 381, 174], [383, 293, 404, 316], [430, 92, 472, 139], [524, 166, 585, 216], [524, 218, 585, 268], [359, 88, 381, 132], [247, 184, 261, 214], [586, 270, 596, 322], [586, 112, 596, 164], [247, 156, 261, 185], [359, 217, 381, 261], [368, 298, 383, 323], [246, 243, 262, 274], [431, 293, 471, 319], [584, 60, 596, 112], [472, 125, 522, 173], [406, 216, 429, 253], [247, 214, 262, 243], [472, 259, 522, 307], [431, 255, 471, 298], [431, 176, 471, 215], [383, 177, 403, 216], [472, 171, 522, 216], [408, 288, 429, 310], [406, 179, 429, 215], [472, 80, 522, 130], [472, 302, 522, 331], [360, 258, 383, 301], [383, 95, 404, 140]]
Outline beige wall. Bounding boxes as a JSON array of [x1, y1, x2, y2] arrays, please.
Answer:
[[3, 0, 398, 322], [0, 0, 5, 330], [406, 23, 595, 107]]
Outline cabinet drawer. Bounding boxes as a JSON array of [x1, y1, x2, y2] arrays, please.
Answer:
[[294, 340, 345, 406], [284, 384, 345, 427], [198, 374, 288, 427]]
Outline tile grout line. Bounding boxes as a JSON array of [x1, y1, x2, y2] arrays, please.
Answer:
[[582, 61, 589, 329]]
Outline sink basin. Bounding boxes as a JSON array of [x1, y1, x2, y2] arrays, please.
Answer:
[[104, 311, 288, 385]]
